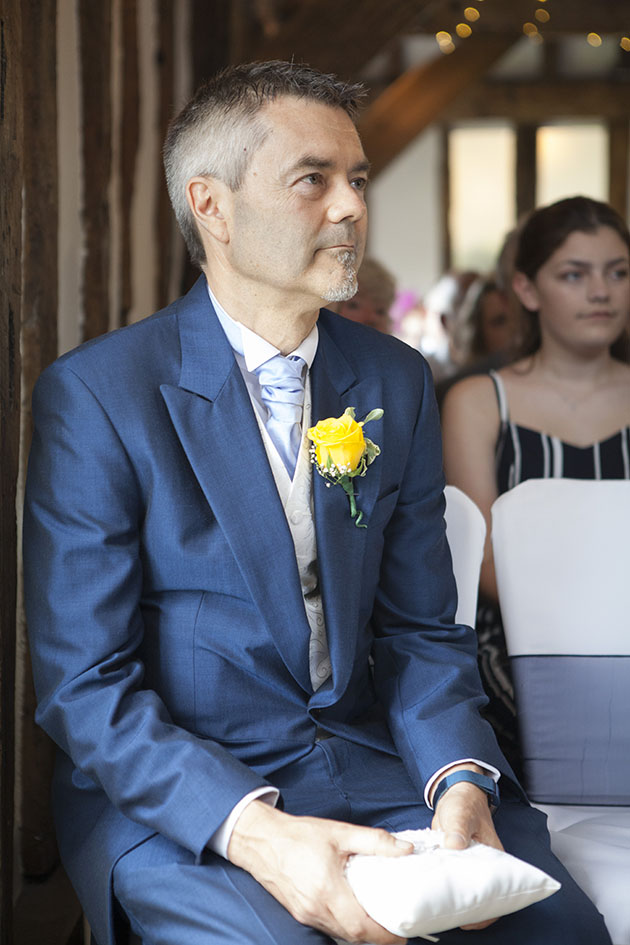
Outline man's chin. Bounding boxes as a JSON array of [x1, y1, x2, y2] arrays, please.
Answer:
[[320, 275, 359, 304], [315, 247, 361, 304], [321, 289, 357, 304]]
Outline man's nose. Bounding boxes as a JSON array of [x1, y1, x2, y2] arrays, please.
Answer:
[[326, 181, 367, 224]]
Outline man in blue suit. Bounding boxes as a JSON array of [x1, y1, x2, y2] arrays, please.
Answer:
[[24, 61, 609, 945]]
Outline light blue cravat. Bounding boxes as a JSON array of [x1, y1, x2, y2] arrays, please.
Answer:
[[254, 354, 306, 476]]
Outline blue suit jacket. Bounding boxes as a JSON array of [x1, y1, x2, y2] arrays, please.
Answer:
[[23, 276, 510, 944]]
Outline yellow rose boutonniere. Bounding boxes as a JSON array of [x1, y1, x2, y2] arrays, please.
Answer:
[[307, 407, 383, 527]]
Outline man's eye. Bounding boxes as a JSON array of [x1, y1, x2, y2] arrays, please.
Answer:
[[351, 177, 368, 191], [302, 173, 322, 186]]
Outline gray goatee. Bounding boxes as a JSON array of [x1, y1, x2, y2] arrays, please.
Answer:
[[321, 249, 359, 303]]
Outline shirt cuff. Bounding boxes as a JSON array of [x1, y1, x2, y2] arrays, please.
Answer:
[[425, 759, 500, 810], [207, 786, 280, 859]]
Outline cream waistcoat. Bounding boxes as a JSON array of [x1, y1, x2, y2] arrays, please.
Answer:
[[253, 377, 332, 691]]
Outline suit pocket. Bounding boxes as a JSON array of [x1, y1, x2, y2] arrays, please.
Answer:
[[191, 592, 297, 743]]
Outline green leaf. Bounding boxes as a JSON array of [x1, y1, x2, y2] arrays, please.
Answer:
[[361, 408, 384, 425], [363, 437, 381, 465], [343, 406, 357, 419]]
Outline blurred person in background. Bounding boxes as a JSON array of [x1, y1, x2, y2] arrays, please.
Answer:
[[393, 290, 427, 350], [420, 269, 479, 382], [455, 278, 520, 367], [336, 256, 396, 333], [435, 276, 521, 409]]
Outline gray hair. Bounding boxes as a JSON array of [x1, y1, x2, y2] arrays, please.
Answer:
[[163, 60, 366, 268]]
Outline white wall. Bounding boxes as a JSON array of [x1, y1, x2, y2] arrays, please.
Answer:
[[57, 0, 83, 355], [367, 127, 443, 305]]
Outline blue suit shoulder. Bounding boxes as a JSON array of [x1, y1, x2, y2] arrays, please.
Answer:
[[318, 308, 430, 397], [50, 299, 180, 374], [34, 290, 193, 406]]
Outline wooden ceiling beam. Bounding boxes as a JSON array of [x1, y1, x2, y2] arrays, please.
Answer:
[[244, 0, 432, 77], [358, 33, 518, 176], [443, 79, 630, 122]]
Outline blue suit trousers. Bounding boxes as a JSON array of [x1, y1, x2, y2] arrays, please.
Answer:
[[112, 738, 610, 945]]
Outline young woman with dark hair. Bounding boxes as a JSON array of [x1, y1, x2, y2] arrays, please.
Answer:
[[441, 195, 630, 770]]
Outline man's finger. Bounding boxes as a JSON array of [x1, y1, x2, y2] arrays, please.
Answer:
[[339, 823, 414, 859], [442, 830, 468, 850]]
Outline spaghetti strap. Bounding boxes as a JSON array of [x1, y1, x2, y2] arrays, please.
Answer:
[[489, 369, 509, 424]]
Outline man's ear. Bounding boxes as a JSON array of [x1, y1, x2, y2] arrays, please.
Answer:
[[512, 271, 539, 313], [186, 176, 230, 244]]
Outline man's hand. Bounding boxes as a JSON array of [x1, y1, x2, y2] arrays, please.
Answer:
[[431, 766, 503, 931], [227, 799, 413, 944]]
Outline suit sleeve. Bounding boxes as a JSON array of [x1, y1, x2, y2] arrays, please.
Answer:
[[23, 362, 271, 856], [370, 356, 514, 791]]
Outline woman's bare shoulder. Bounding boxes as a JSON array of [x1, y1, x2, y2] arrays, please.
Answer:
[[442, 371, 498, 417]]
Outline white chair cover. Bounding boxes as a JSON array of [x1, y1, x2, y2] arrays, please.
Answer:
[[491, 478, 630, 803], [443, 485, 486, 628], [492, 478, 630, 660], [536, 804, 630, 945], [491, 478, 630, 944]]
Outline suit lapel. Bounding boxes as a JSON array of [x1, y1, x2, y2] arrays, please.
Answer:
[[160, 279, 312, 693], [309, 320, 384, 707]]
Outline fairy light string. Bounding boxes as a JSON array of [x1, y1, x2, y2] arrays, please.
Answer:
[[433, 2, 630, 56]]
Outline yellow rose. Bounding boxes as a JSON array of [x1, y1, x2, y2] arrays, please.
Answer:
[[308, 413, 366, 472]]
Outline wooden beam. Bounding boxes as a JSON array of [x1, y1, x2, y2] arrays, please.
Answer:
[[20, 0, 58, 393], [245, 0, 432, 78], [14, 864, 82, 945], [516, 124, 537, 219], [608, 118, 630, 220], [444, 79, 630, 123], [119, 0, 139, 327], [19, 0, 59, 883], [229, 0, 254, 67], [156, 0, 175, 310], [180, 0, 233, 296], [0, 0, 22, 939], [191, 0, 230, 86], [79, 1, 112, 340], [359, 34, 518, 177]]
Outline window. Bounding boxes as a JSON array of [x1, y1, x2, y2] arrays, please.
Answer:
[[449, 122, 516, 272], [536, 121, 608, 206]]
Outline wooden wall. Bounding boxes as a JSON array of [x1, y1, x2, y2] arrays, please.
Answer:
[[0, 1, 230, 941], [0, 2, 23, 941]]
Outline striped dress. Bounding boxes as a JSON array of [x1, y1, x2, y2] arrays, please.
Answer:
[[476, 370, 630, 775], [492, 370, 630, 490]]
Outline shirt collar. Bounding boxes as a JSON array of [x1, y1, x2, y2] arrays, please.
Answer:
[[208, 284, 318, 372]]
